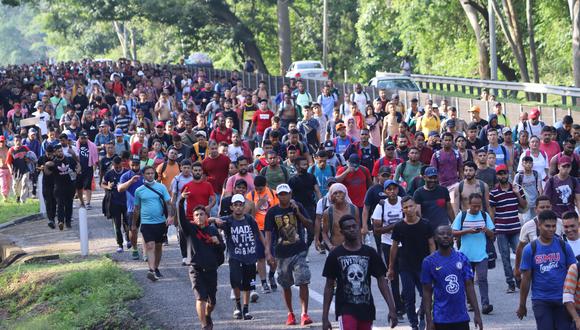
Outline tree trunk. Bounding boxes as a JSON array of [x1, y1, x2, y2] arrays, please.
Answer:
[[526, 0, 539, 84], [208, 0, 269, 74], [460, 0, 490, 79], [112, 21, 128, 59], [277, 0, 292, 75], [491, 0, 530, 82], [571, 0, 580, 87], [129, 26, 137, 61]]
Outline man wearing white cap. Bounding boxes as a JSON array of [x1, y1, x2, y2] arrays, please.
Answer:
[[209, 194, 265, 321], [264, 183, 313, 326]]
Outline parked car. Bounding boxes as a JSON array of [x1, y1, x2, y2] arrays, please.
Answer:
[[368, 73, 422, 93], [285, 60, 328, 81]]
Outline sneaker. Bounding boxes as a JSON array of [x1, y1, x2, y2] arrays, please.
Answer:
[[182, 258, 188, 266], [58, 222, 64, 231], [468, 303, 474, 312], [16, 196, 20, 203], [268, 274, 277, 290], [243, 312, 254, 320], [154, 269, 163, 278], [116, 247, 123, 253], [206, 314, 213, 327], [48, 221, 55, 229], [300, 313, 313, 326], [506, 284, 516, 293], [305, 256, 310, 263], [230, 289, 235, 300], [250, 290, 259, 303], [482, 304, 493, 315], [261, 282, 271, 294], [286, 312, 296, 325], [126, 242, 132, 249], [131, 250, 140, 260], [85, 203, 92, 210], [146, 271, 159, 282], [143, 254, 148, 262], [233, 308, 242, 319]]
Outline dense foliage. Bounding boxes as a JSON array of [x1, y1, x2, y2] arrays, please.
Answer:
[[0, 0, 575, 85]]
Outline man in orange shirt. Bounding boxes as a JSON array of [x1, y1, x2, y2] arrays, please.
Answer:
[[156, 148, 180, 193], [247, 175, 279, 293]]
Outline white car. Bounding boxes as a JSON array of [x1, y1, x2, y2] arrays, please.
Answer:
[[368, 74, 422, 92], [285, 60, 328, 81]]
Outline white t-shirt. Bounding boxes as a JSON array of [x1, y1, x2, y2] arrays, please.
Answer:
[[518, 217, 564, 243], [371, 196, 403, 245], [568, 238, 580, 257], [350, 92, 369, 114], [32, 111, 51, 135], [227, 145, 244, 162]]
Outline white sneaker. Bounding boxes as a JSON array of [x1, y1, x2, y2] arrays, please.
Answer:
[[250, 290, 259, 303], [230, 289, 236, 300]]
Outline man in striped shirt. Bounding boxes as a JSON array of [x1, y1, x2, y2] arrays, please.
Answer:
[[489, 164, 527, 293]]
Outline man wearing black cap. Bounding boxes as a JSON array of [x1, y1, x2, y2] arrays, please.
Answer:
[[323, 140, 346, 169], [148, 121, 172, 150], [102, 156, 130, 253], [344, 128, 380, 174], [336, 154, 372, 216], [52, 144, 78, 230], [37, 144, 57, 228]]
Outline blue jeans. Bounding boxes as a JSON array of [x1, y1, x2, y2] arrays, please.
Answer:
[[381, 244, 404, 313], [210, 193, 221, 217], [497, 233, 519, 286], [400, 270, 423, 328], [531, 299, 572, 330]]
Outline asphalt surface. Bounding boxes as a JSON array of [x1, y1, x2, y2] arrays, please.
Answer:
[[1, 189, 537, 329]]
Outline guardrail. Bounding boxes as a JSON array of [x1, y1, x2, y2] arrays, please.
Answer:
[[376, 71, 580, 105]]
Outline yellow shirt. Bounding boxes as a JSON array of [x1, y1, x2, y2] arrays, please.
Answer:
[[420, 115, 441, 136]]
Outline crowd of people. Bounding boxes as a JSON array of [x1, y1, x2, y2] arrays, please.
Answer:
[[0, 59, 580, 330]]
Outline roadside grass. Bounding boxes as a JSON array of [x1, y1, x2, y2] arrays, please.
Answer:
[[0, 199, 40, 225], [0, 256, 144, 329]]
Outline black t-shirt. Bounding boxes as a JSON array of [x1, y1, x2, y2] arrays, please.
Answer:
[[53, 156, 77, 188], [174, 144, 191, 162], [78, 143, 90, 172], [288, 173, 317, 209], [466, 137, 485, 151], [413, 186, 451, 230], [82, 120, 100, 141], [137, 101, 154, 120], [219, 196, 233, 217], [222, 109, 240, 131], [99, 156, 114, 176], [391, 219, 433, 272], [8, 146, 30, 175], [322, 244, 386, 321], [38, 155, 55, 186], [219, 214, 261, 264], [103, 168, 128, 205], [264, 204, 309, 258], [147, 133, 173, 150]]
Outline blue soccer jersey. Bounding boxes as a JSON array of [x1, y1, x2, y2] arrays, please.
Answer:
[[421, 250, 473, 324]]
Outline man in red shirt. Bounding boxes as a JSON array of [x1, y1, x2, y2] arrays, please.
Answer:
[[372, 141, 402, 180], [250, 99, 275, 145], [539, 126, 561, 162], [181, 162, 216, 221], [209, 115, 233, 145], [336, 154, 372, 214], [202, 140, 231, 216]]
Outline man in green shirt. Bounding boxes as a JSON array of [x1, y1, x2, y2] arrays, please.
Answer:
[[394, 147, 422, 191]]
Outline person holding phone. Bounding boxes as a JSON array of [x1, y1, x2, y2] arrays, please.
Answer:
[[451, 192, 495, 315]]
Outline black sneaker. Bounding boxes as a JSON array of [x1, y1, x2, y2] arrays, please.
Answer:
[[506, 284, 516, 293], [233, 308, 242, 319], [482, 304, 493, 315], [146, 271, 159, 282], [48, 221, 55, 229], [243, 312, 254, 320], [154, 269, 163, 278], [269, 275, 277, 291], [58, 222, 64, 231]]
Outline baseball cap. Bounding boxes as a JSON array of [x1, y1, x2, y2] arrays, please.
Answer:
[[232, 194, 246, 204], [383, 179, 398, 189], [446, 119, 456, 128], [45, 144, 54, 153], [495, 164, 509, 173], [432, 103, 439, 109], [501, 127, 512, 135], [335, 123, 346, 131], [195, 130, 207, 138], [348, 154, 360, 165], [529, 108, 540, 119], [385, 141, 396, 149], [428, 131, 440, 138], [276, 183, 292, 194], [155, 121, 165, 128], [34, 101, 42, 109], [29, 128, 37, 134], [130, 155, 141, 163], [378, 165, 391, 175], [559, 155, 572, 166], [324, 140, 335, 151], [253, 147, 264, 157], [99, 122, 108, 127], [417, 107, 425, 114], [137, 127, 146, 134], [79, 131, 88, 138], [0, 136, 5, 142], [425, 167, 438, 177], [13, 103, 21, 109], [468, 105, 481, 113], [114, 128, 124, 137]]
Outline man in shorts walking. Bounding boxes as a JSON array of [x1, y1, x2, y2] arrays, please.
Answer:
[[133, 165, 174, 281], [211, 194, 265, 320], [264, 183, 313, 326], [118, 156, 144, 260]]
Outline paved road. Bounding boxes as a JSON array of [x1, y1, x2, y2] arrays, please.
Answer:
[[0, 191, 537, 329]]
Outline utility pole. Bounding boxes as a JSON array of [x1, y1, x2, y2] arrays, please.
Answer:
[[489, 0, 498, 87], [322, 0, 328, 68]]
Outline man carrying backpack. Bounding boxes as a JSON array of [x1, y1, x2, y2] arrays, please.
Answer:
[[517, 210, 577, 329], [321, 183, 359, 250], [514, 156, 543, 222], [430, 132, 462, 189], [451, 193, 495, 315], [544, 155, 580, 219], [454, 161, 490, 213]]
